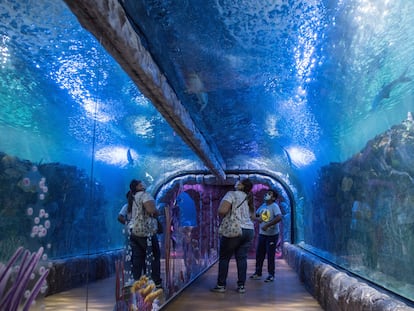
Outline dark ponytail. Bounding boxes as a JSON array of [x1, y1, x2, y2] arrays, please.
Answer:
[[127, 179, 141, 214], [241, 179, 254, 214], [241, 178, 253, 194]]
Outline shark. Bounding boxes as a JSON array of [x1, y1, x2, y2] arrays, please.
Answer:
[[371, 69, 412, 110], [127, 148, 134, 165]]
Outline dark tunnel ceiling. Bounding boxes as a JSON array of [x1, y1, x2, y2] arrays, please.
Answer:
[[62, 0, 414, 179]]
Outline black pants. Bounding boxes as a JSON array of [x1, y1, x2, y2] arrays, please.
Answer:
[[254, 233, 278, 277], [217, 228, 254, 287], [130, 234, 162, 285]]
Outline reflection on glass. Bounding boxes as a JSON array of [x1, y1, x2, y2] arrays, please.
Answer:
[[300, 115, 414, 301]]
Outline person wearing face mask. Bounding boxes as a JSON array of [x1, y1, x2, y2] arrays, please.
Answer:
[[249, 189, 282, 283], [211, 178, 255, 294]]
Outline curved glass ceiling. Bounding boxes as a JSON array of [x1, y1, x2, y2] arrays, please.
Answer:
[[0, 0, 204, 181], [1, 0, 414, 184], [120, 0, 414, 167]]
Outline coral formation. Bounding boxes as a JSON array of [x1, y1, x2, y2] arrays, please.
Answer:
[[129, 275, 163, 311]]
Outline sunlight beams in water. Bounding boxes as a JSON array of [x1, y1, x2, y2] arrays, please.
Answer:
[[286, 146, 316, 167], [0, 35, 10, 68]]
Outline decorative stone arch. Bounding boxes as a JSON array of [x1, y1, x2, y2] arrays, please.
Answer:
[[151, 169, 297, 244]]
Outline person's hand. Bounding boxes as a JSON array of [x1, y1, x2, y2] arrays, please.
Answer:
[[254, 214, 262, 222]]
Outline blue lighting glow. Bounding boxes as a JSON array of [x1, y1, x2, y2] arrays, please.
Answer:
[[286, 146, 316, 167], [95, 146, 138, 167]]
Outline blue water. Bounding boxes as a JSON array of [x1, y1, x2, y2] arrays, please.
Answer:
[[1, 0, 414, 305]]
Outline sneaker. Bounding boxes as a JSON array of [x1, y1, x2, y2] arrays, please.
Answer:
[[211, 285, 226, 293], [237, 285, 246, 293], [264, 275, 274, 282], [249, 273, 261, 280]]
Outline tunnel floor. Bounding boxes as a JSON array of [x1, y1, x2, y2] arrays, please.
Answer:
[[41, 258, 322, 310]]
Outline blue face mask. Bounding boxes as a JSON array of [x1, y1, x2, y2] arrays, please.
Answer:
[[264, 193, 272, 201]]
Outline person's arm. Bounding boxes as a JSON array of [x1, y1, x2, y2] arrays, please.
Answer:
[[143, 199, 159, 217], [248, 194, 255, 219], [118, 203, 128, 224], [218, 191, 236, 216], [263, 204, 282, 230], [263, 214, 282, 230], [253, 205, 262, 222], [252, 213, 260, 222], [218, 200, 232, 216], [118, 214, 127, 224], [140, 192, 159, 217]]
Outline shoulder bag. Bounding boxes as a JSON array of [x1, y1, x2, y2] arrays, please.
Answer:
[[131, 192, 158, 237], [218, 193, 248, 238]]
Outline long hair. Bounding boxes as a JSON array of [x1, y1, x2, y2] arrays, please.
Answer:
[[241, 179, 253, 193], [127, 179, 141, 214], [241, 178, 254, 215]]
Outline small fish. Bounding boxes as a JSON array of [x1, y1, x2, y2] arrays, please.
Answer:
[[185, 73, 208, 112], [127, 148, 134, 165], [371, 69, 412, 110], [197, 92, 208, 112], [282, 146, 293, 168], [145, 172, 154, 182], [277, 144, 293, 168]]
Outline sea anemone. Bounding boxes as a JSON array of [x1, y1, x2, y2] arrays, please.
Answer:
[[0, 247, 49, 311]]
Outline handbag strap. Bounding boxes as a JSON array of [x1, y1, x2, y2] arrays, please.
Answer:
[[227, 193, 250, 218], [234, 192, 250, 209]]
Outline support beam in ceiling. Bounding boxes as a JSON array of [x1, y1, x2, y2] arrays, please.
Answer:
[[63, 0, 226, 180]]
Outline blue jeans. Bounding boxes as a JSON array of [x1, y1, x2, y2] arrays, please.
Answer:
[[130, 234, 162, 285], [217, 228, 254, 287], [254, 233, 278, 277]]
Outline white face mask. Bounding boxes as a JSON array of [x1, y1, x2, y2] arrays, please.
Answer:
[[264, 193, 272, 201]]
